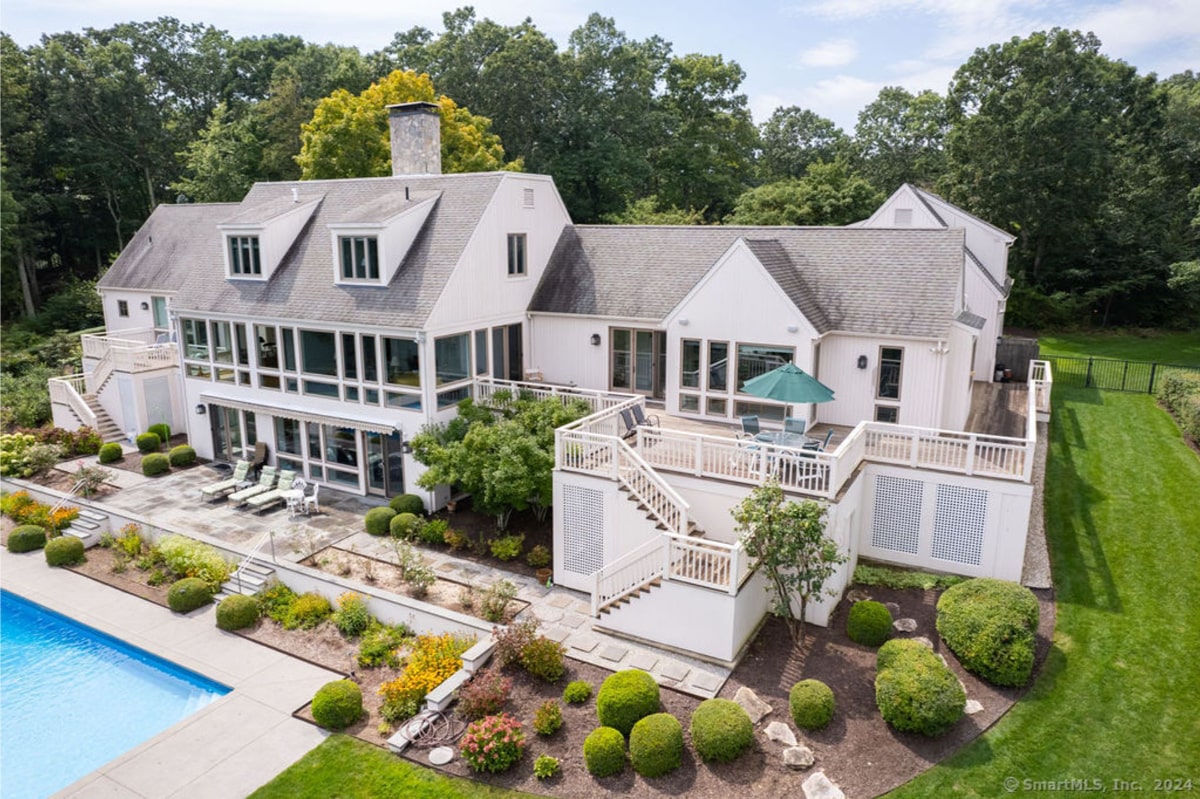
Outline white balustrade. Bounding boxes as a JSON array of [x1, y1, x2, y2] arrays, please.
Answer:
[[47, 375, 97, 429], [591, 537, 666, 615]]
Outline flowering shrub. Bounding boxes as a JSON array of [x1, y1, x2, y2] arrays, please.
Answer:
[[284, 592, 333, 630], [258, 582, 298, 624], [0, 433, 61, 477], [533, 699, 563, 736], [493, 617, 539, 668], [456, 668, 512, 720], [379, 633, 474, 722], [0, 490, 78, 533], [480, 579, 519, 623], [332, 592, 372, 638], [521, 636, 567, 683], [157, 534, 231, 585], [459, 712, 526, 773]]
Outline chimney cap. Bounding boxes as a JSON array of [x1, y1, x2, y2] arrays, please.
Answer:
[[387, 101, 440, 116]]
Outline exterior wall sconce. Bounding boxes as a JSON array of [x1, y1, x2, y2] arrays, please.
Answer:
[[140, 301, 150, 310], [401, 441, 413, 454], [195, 404, 206, 415], [857, 355, 868, 370], [590, 334, 602, 346]]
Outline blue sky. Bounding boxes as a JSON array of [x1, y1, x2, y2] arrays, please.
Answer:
[[3, 0, 1197, 130]]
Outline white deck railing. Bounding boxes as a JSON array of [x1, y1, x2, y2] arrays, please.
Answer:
[[590, 537, 665, 616], [860, 423, 1029, 481], [473, 377, 631, 416], [665, 533, 747, 595], [1030, 360, 1053, 423], [81, 329, 178, 395], [48, 374, 97, 429]]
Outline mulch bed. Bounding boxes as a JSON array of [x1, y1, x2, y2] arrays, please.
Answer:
[[423, 498, 553, 580]]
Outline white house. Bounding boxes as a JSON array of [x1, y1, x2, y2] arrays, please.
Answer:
[[49, 101, 1049, 666]]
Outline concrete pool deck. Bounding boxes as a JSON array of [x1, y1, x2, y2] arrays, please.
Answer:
[[1, 547, 338, 799]]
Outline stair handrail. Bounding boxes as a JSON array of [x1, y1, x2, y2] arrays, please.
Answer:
[[614, 439, 689, 537], [48, 375, 98, 430], [48, 479, 88, 522], [86, 346, 116, 395], [591, 536, 667, 616], [231, 531, 274, 594]]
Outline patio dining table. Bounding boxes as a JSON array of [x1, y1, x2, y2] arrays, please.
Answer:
[[282, 489, 305, 518], [755, 430, 818, 448]]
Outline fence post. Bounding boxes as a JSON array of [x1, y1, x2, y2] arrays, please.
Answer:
[[1149, 362, 1158, 394], [1085, 357, 1094, 388]]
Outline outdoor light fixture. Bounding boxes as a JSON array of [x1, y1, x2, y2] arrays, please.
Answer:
[[140, 301, 150, 310], [195, 404, 206, 415], [590, 333, 601, 346], [857, 355, 868, 370]]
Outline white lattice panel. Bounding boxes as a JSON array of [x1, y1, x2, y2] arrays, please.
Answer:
[[561, 484, 605, 576], [931, 484, 988, 565], [871, 475, 922, 555]]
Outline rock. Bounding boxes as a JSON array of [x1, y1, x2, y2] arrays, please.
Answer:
[[734, 686, 773, 724], [885, 601, 901, 615], [912, 636, 935, 649], [429, 746, 454, 765], [765, 721, 797, 747], [802, 770, 845, 799], [964, 699, 984, 715], [893, 617, 918, 632], [784, 745, 816, 769], [846, 588, 872, 603]]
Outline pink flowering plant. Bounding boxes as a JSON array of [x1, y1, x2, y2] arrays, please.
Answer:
[[459, 712, 526, 773]]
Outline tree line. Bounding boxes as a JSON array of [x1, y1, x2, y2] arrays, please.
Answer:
[[2, 11, 1197, 329]]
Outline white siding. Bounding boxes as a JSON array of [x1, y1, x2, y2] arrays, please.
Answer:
[[100, 289, 168, 335], [941, 324, 977, 431], [815, 333, 948, 429], [964, 261, 1003, 380], [528, 315, 631, 390]]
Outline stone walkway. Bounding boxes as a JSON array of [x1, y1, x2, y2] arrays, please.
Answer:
[[53, 459, 734, 699]]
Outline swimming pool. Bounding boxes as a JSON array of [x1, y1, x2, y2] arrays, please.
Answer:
[[0, 590, 231, 799]]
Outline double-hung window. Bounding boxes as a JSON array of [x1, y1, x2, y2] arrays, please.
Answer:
[[507, 234, 526, 276], [339, 236, 379, 281]]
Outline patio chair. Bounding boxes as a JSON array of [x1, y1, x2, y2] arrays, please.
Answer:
[[246, 470, 298, 512], [249, 441, 269, 479], [740, 415, 760, 436], [199, 460, 250, 502], [227, 466, 278, 507], [819, 428, 835, 451], [302, 484, 321, 515], [631, 405, 660, 429], [784, 417, 807, 436], [619, 408, 638, 440]]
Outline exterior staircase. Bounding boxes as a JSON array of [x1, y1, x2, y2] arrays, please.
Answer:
[[82, 394, 123, 442], [214, 560, 276, 601], [62, 508, 109, 549]]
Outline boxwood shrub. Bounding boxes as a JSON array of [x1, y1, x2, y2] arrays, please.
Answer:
[[690, 698, 754, 763], [167, 577, 213, 613], [936, 577, 1039, 687], [98, 442, 124, 464], [157, 534, 231, 585], [583, 726, 626, 777], [789, 679, 835, 730], [364, 506, 396, 536], [148, 423, 171, 443], [389, 493, 425, 515], [629, 712, 683, 777], [596, 669, 661, 737], [136, 432, 161, 453], [141, 453, 170, 476], [216, 594, 260, 631], [45, 535, 85, 566], [168, 444, 196, 467], [312, 679, 363, 730], [847, 600, 893, 647], [7, 524, 46, 553], [875, 639, 965, 736], [563, 680, 593, 705], [389, 512, 419, 539]]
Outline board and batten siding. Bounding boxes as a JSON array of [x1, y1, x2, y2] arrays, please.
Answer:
[[100, 289, 169, 337], [816, 333, 951, 430], [940, 324, 978, 431], [527, 316, 637, 391], [964, 260, 1004, 381]]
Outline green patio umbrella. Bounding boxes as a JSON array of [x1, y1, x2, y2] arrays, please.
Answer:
[[741, 362, 835, 404]]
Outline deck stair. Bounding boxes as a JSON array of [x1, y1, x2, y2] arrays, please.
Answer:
[[62, 508, 109, 549], [598, 577, 662, 615], [215, 560, 276, 601], [82, 394, 123, 441]]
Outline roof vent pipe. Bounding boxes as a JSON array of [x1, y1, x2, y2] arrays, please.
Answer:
[[291, 187, 299, 203], [405, 186, 410, 201]]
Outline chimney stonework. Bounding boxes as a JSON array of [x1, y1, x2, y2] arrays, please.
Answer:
[[387, 102, 442, 176]]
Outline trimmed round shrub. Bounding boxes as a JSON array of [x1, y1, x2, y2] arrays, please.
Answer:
[[936, 577, 1039, 687], [583, 726, 626, 777], [364, 506, 396, 536], [596, 669, 661, 737], [311, 679, 363, 730], [789, 679, 835, 730], [847, 600, 893, 647], [148, 423, 171, 443], [98, 442, 124, 464], [563, 680, 593, 705], [389, 512, 419, 539], [216, 594, 260, 631], [168, 444, 196, 467], [875, 639, 965, 736], [141, 453, 170, 476], [136, 432, 161, 453], [45, 535, 85, 566], [7, 524, 47, 553], [629, 712, 683, 777], [167, 577, 213, 613], [690, 698, 754, 763], [389, 493, 425, 515]]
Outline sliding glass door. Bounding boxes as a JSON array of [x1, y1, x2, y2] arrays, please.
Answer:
[[610, 328, 665, 398]]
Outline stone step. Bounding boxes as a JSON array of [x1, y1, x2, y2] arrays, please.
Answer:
[[63, 526, 100, 549], [77, 509, 108, 523]]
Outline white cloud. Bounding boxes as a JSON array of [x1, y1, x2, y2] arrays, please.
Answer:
[[797, 38, 859, 67]]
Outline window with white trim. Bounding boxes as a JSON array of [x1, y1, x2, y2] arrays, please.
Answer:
[[339, 236, 380, 281], [117, 300, 129, 317], [507, 234, 526, 276], [228, 236, 262, 276]]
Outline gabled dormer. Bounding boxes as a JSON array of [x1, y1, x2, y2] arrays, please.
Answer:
[[218, 190, 322, 281], [327, 191, 440, 287]]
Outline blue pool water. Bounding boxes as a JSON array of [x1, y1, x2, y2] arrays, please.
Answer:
[[0, 590, 231, 799]]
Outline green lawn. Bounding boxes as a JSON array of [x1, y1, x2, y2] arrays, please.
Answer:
[[248, 734, 527, 799], [888, 388, 1200, 797], [1037, 330, 1200, 363]]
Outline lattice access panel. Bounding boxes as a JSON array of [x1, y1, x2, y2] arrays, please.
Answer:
[[931, 484, 988, 566], [871, 475, 923, 555], [561, 484, 605, 577]]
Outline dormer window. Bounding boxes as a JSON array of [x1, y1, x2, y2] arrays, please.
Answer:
[[228, 236, 262, 276], [507, 234, 527, 276], [339, 236, 380, 281]]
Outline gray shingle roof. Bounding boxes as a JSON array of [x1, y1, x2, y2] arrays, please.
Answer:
[[531, 225, 967, 338], [101, 173, 506, 328]]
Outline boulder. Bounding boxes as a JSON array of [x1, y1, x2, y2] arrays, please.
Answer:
[[912, 635, 935, 649], [734, 686, 773, 724], [846, 588, 872, 603], [964, 699, 984, 715], [783, 745, 816, 769], [885, 601, 901, 615], [893, 617, 918, 632], [802, 770, 845, 799], [765, 721, 797, 747]]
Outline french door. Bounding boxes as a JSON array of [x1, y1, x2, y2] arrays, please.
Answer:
[[610, 328, 665, 398], [365, 431, 405, 497]]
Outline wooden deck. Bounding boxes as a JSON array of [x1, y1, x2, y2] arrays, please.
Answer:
[[651, 411, 853, 452], [965, 382, 1029, 438]]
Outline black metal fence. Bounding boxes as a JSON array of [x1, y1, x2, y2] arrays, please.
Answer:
[[1047, 355, 1200, 393]]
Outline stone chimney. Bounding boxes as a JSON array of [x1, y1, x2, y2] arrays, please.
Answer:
[[387, 102, 442, 176]]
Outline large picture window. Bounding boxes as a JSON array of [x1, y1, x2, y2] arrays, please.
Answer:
[[736, 344, 793, 392], [384, 338, 420, 387], [301, 330, 337, 376], [435, 334, 470, 385]]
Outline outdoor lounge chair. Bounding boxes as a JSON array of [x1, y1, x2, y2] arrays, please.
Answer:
[[199, 460, 250, 502], [227, 466, 278, 507], [619, 408, 639, 440], [245, 470, 298, 512], [249, 441, 269, 479]]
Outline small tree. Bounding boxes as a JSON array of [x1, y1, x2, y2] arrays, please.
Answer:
[[732, 480, 846, 643]]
